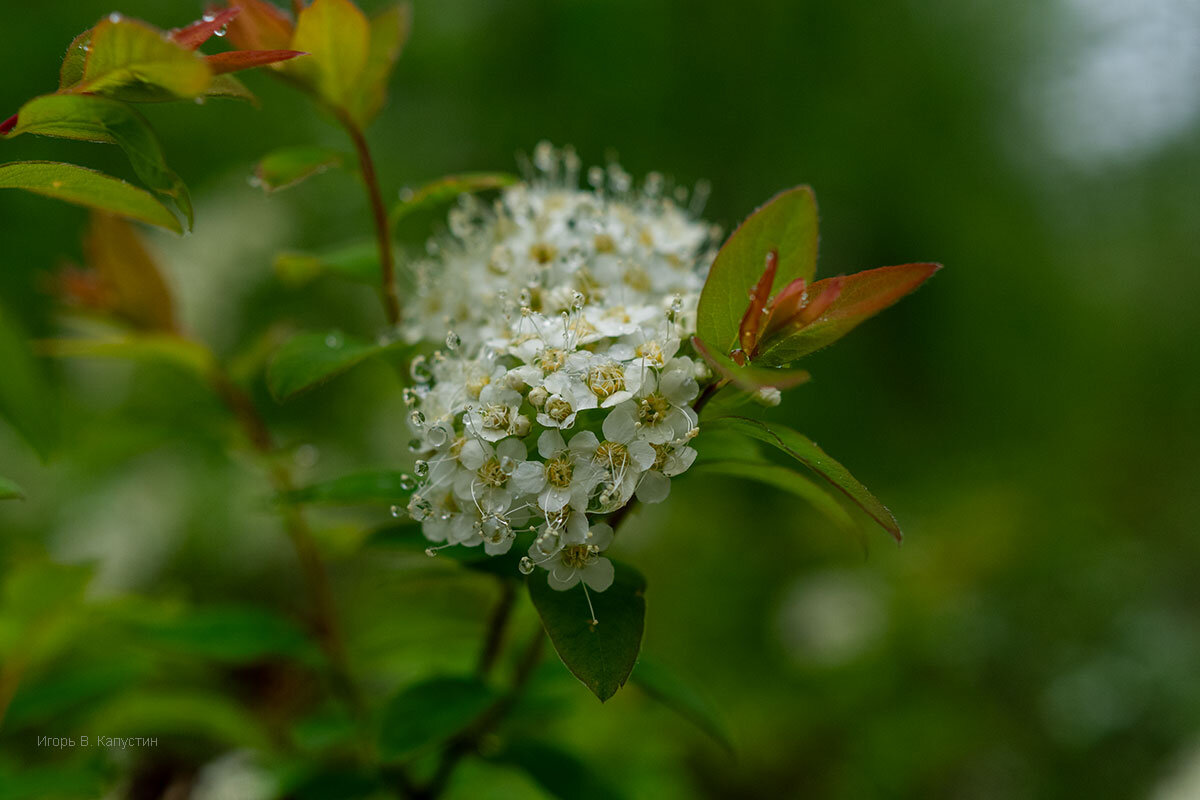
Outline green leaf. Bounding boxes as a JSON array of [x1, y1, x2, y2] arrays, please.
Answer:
[[347, 2, 411, 126], [266, 329, 402, 401], [2, 94, 193, 228], [691, 335, 810, 392], [66, 16, 212, 102], [631, 658, 732, 752], [390, 173, 519, 229], [290, 0, 371, 109], [274, 240, 381, 286], [0, 304, 56, 459], [35, 335, 215, 377], [58, 30, 94, 91], [0, 161, 181, 232], [694, 459, 857, 537], [755, 262, 942, 366], [696, 186, 819, 353], [528, 560, 646, 702], [377, 675, 498, 761], [255, 145, 345, 192], [0, 475, 24, 500], [708, 416, 902, 542], [491, 739, 627, 800], [126, 605, 319, 664], [284, 470, 412, 505], [205, 74, 259, 104]]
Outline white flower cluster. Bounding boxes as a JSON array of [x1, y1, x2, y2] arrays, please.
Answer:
[[400, 144, 718, 591]]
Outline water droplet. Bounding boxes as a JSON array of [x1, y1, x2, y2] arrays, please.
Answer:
[[407, 438, 422, 452], [202, 12, 216, 22], [214, 25, 227, 37], [325, 332, 342, 348], [426, 425, 449, 447], [408, 496, 433, 521], [571, 291, 585, 310], [390, 504, 403, 518], [444, 331, 460, 351], [402, 388, 420, 408], [409, 355, 431, 383], [399, 473, 417, 491], [518, 556, 535, 575], [414, 460, 429, 477], [409, 410, 426, 428], [108, 12, 123, 23], [499, 456, 516, 472]]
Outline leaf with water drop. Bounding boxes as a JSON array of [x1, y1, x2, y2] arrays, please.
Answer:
[[1, 94, 194, 229], [753, 262, 941, 366], [265, 329, 405, 401], [254, 145, 346, 192], [64, 16, 212, 102], [389, 173, 519, 229], [0, 161, 181, 232], [528, 560, 646, 702], [696, 186, 819, 354]]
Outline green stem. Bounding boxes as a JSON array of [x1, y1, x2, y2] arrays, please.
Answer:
[[337, 111, 401, 327]]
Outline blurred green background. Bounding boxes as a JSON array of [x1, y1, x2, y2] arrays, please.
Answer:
[[2, 0, 1199, 798]]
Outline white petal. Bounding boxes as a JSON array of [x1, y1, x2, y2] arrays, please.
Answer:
[[538, 429, 566, 458], [540, 487, 570, 513], [569, 430, 599, 455], [588, 523, 614, 550], [603, 403, 638, 443], [512, 461, 546, 493], [581, 558, 614, 592], [458, 439, 488, 470], [629, 441, 656, 470], [495, 437, 527, 462], [548, 565, 580, 591], [636, 470, 671, 503]]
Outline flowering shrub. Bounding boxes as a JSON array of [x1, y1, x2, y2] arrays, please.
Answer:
[[0, 1, 939, 796]]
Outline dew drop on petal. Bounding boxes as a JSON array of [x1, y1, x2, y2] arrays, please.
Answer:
[[201, 12, 216, 22], [414, 459, 430, 477], [390, 504, 403, 518], [409, 410, 426, 428], [445, 331, 460, 351], [518, 556, 535, 575], [399, 473, 417, 491]]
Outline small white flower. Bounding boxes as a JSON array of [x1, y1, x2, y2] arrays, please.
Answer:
[[532, 522, 615, 592], [635, 440, 698, 504], [465, 383, 526, 441], [536, 371, 597, 429], [511, 430, 600, 513]]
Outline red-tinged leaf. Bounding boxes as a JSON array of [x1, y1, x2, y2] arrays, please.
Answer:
[[69, 17, 212, 102], [693, 336, 811, 393], [737, 250, 777, 355], [170, 8, 241, 50], [798, 275, 844, 325], [707, 416, 903, 542], [696, 186, 819, 353], [756, 263, 941, 366], [223, 0, 295, 52], [766, 277, 807, 326], [205, 49, 307, 75], [0, 114, 16, 135], [84, 213, 178, 331]]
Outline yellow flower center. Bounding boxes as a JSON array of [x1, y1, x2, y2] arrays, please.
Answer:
[[544, 456, 574, 488], [529, 242, 557, 264], [638, 393, 671, 426], [481, 403, 511, 431], [594, 441, 630, 471], [561, 544, 592, 569], [545, 396, 573, 424], [635, 341, 664, 366], [587, 363, 626, 400], [477, 457, 508, 488], [536, 347, 568, 372]]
